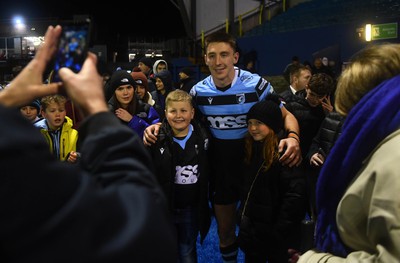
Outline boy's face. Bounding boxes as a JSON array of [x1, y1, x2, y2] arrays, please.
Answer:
[[138, 62, 150, 74], [305, 88, 327, 107], [42, 102, 66, 131], [20, 106, 38, 122], [165, 101, 194, 136], [156, 63, 167, 72]]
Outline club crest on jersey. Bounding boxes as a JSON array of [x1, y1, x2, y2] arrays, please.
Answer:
[[236, 93, 245, 104], [207, 97, 213, 104]]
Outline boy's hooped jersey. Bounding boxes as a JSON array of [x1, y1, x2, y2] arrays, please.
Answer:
[[191, 68, 273, 140]]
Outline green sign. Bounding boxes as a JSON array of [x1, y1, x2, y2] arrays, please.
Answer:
[[372, 23, 398, 40]]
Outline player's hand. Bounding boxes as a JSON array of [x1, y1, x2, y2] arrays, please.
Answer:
[[143, 123, 161, 146], [279, 137, 302, 167]]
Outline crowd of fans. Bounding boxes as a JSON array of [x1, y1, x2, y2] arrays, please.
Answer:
[[1, 25, 399, 263]]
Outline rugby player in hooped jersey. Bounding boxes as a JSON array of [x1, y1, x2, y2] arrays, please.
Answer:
[[144, 31, 301, 263]]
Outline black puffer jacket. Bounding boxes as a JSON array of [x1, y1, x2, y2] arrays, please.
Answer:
[[306, 111, 345, 162], [238, 142, 307, 262], [284, 93, 326, 159]]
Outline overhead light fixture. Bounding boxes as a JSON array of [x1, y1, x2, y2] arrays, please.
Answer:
[[365, 24, 372, 41]]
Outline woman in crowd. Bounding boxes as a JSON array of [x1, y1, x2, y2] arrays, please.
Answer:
[[107, 69, 160, 139], [297, 43, 400, 262]]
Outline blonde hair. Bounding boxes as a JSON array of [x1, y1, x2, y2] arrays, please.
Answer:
[[335, 43, 400, 116], [40, 95, 67, 111], [165, 89, 193, 109]]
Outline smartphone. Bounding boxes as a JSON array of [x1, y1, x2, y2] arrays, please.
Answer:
[[52, 19, 91, 82]]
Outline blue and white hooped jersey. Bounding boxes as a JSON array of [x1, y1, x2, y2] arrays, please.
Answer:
[[191, 68, 274, 140]]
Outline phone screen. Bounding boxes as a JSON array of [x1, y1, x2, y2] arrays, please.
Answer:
[[52, 20, 91, 82]]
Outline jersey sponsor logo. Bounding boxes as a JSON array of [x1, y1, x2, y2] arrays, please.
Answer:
[[207, 97, 213, 104], [207, 114, 247, 129], [175, 164, 199, 184]]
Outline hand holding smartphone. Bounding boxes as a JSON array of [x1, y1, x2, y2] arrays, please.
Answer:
[[51, 19, 91, 82]]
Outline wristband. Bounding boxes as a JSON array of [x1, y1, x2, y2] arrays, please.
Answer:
[[287, 130, 299, 137], [288, 136, 300, 143]]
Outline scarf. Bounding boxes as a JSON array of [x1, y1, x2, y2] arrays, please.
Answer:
[[315, 74, 400, 256]]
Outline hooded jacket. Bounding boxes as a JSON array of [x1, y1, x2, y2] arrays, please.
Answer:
[[108, 97, 160, 139], [151, 70, 175, 119], [152, 59, 168, 75], [34, 116, 78, 161]]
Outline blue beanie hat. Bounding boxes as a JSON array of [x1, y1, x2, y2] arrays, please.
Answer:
[[21, 99, 41, 112]]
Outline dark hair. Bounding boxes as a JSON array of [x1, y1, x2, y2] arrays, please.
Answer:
[[204, 31, 237, 53], [111, 94, 138, 116], [308, 73, 334, 96], [290, 64, 311, 83]]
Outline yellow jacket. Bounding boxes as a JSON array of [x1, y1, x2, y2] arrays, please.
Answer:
[[38, 116, 78, 161]]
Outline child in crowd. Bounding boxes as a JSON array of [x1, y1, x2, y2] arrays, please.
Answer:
[[131, 67, 156, 106], [238, 96, 306, 263], [107, 70, 160, 139], [177, 66, 197, 93], [152, 59, 168, 75], [34, 94, 79, 163], [151, 70, 175, 120], [148, 89, 211, 262], [19, 99, 42, 123]]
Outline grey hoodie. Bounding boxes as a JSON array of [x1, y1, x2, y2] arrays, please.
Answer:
[[152, 59, 168, 75]]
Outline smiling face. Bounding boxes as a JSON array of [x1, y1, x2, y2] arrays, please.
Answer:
[[165, 100, 194, 137], [155, 77, 166, 93], [204, 42, 239, 87]]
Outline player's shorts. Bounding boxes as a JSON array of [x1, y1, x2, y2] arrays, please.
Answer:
[[209, 138, 245, 205]]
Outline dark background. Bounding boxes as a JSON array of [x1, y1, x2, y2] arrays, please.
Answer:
[[1, 1, 187, 42]]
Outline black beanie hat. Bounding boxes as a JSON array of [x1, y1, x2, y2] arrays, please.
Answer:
[[180, 66, 194, 76], [21, 99, 41, 112], [110, 70, 136, 90], [139, 57, 153, 68], [105, 70, 137, 101], [247, 98, 283, 133]]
